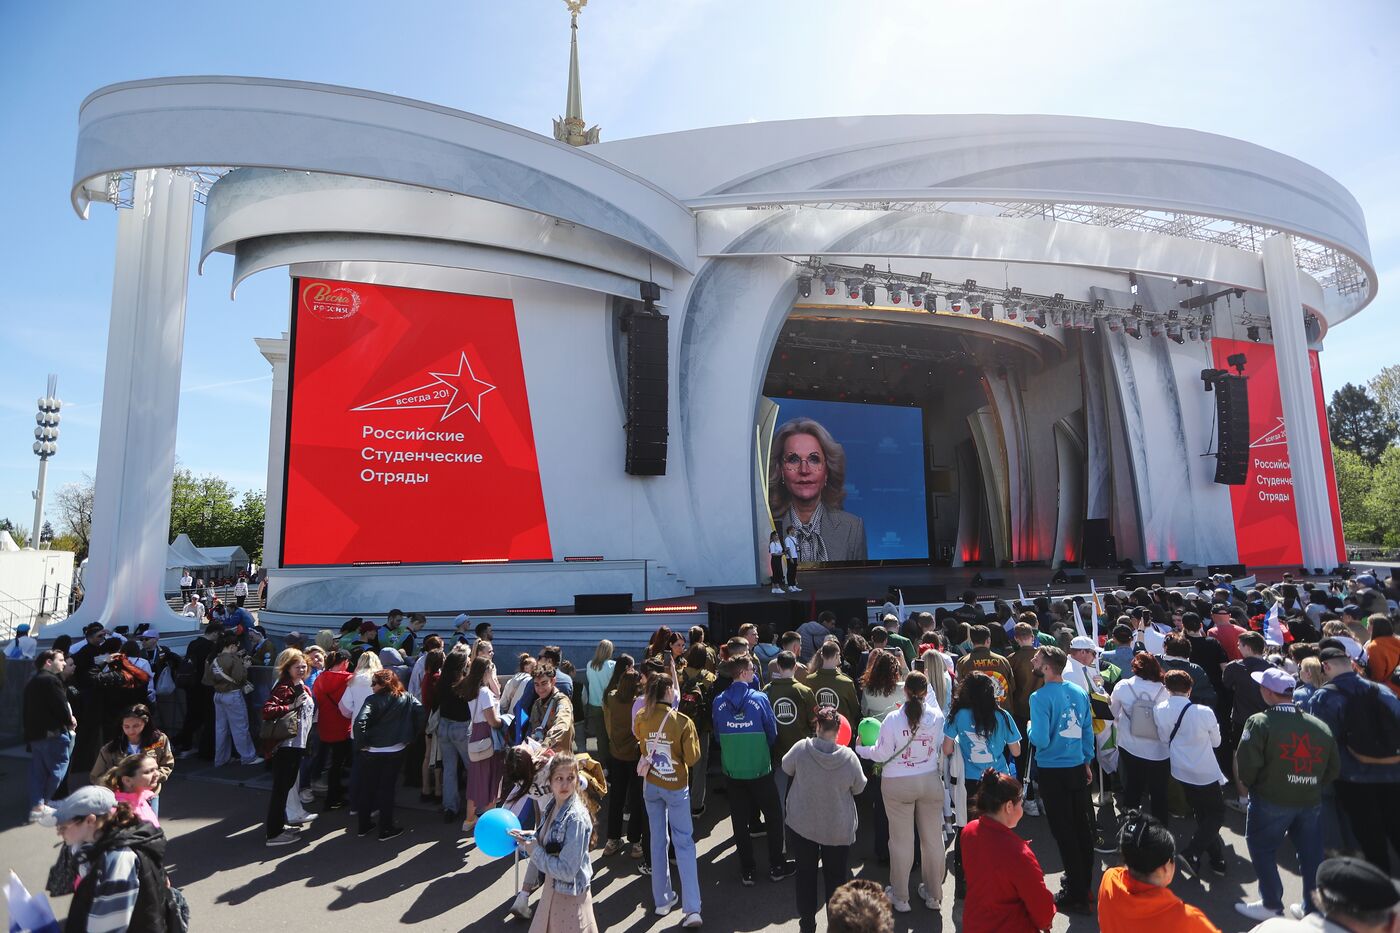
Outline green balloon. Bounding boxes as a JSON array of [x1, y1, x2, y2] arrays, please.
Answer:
[[858, 717, 881, 747]]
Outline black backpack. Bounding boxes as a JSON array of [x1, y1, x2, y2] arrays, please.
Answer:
[[1325, 678, 1400, 761]]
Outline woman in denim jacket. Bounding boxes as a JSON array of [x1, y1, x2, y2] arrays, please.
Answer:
[[513, 753, 598, 933]]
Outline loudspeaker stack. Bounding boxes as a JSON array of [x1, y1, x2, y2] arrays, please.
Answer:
[[624, 311, 669, 476], [1213, 374, 1249, 485]]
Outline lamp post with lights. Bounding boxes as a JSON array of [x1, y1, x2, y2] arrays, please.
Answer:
[[31, 374, 61, 550]]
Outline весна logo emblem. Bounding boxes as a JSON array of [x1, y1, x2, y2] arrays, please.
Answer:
[[303, 282, 361, 321]]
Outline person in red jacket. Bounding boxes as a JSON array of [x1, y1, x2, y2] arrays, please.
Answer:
[[959, 769, 1056, 933], [311, 649, 355, 809]]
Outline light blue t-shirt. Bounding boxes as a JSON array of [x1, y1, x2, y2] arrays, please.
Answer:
[[943, 707, 1022, 778], [1027, 680, 1095, 769], [584, 660, 615, 710]]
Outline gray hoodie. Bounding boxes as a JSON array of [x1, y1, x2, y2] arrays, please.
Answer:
[[781, 736, 867, 846]]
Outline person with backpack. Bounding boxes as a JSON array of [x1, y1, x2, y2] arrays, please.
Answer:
[[712, 653, 793, 886], [1303, 644, 1400, 874], [1362, 613, 1400, 698], [206, 634, 261, 768], [1152, 670, 1227, 876], [1109, 653, 1171, 826], [1234, 667, 1339, 922], [54, 785, 185, 933], [634, 673, 703, 928], [678, 644, 717, 817]]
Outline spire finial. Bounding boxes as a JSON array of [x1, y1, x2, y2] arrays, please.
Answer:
[[553, 0, 600, 146]]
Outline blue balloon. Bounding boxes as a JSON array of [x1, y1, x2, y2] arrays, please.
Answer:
[[475, 807, 523, 859]]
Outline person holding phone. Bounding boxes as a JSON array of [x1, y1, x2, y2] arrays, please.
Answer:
[[512, 753, 599, 932]]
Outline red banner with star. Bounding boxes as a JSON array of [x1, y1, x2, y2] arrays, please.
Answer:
[[282, 278, 551, 565]]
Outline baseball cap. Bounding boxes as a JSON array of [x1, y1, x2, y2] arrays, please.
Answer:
[[82, 622, 106, 637], [1315, 856, 1400, 911], [1355, 574, 1378, 588], [15, 623, 29, 634], [51, 785, 116, 825], [141, 624, 160, 639], [1251, 667, 1297, 694], [1341, 604, 1362, 617], [1069, 635, 1101, 652]]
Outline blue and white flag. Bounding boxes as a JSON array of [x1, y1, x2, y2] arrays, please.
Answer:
[[6, 872, 60, 933], [1263, 600, 1285, 647]]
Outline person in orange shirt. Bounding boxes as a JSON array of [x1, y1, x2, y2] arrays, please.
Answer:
[[1098, 810, 1221, 933], [1363, 614, 1400, 698]]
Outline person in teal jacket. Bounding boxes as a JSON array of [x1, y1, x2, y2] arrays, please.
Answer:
[[712, 654, 795, 885]]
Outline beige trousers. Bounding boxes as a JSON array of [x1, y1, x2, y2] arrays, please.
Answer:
[[881, 769, 946, 904]]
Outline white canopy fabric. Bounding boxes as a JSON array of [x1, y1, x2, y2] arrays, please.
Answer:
[[167, 534, 217, 570]]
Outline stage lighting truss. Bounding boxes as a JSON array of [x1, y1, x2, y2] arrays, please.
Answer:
[[788, 258, 1212, 341]]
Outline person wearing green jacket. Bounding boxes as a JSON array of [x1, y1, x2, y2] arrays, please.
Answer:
[[1233, 667, 1339, 924], [765, 651, 816, 807], [802, 641, 861, 743]]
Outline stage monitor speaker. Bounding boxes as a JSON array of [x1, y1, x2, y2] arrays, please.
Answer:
[[1081, 518, 1117, 567], [1212, 374, 1250, 485], [788, 596, 868, 632], [885, 584, 947, 605], [574, 593, 633, 615], [624, 311, 669, 475], [1207, 563, 1247, 578], [707, 599, 793, 645], [1061, 571, 1087, 584], [1118, 571, 1166, 589]]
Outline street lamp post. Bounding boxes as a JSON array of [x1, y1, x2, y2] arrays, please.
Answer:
[[32, 374, 61, 550]]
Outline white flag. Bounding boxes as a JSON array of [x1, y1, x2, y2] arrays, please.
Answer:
[[6, 871, 60, 933], [897, 589, 907, 625], [1263, 600, 1285, 647], [1017, 584, 1028, 606], [1073, 599, 1087, 638], [1089, 580, 1100, 646]]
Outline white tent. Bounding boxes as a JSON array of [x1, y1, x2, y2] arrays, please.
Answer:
[[165, 534, 222, 595]]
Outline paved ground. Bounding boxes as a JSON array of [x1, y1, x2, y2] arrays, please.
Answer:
[[0, 748, 1304, 932]]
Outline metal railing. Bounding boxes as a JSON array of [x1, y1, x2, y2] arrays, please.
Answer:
[[0, 583, 71, 640]]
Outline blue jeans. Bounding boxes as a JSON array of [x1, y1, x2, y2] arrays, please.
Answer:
[[1245, 796, 1323, 912], [29, 732, 73, 809], [439, 720, 473, 815], [644, 782, 701, 915]]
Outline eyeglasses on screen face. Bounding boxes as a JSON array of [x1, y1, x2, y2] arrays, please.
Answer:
[[782, 453, 824, 469]]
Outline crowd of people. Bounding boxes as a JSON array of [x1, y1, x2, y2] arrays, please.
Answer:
[[15, 568, 1400, 932]]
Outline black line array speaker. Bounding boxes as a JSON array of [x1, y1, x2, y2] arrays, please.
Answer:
[[1207, 563, 1247, 578], [574, 593, 634, 615], [1118, 570, 1167, 588], [1082, 518, 1118, 568], [706, 599, 793, 645], [624, 311, 669, 475], [1213, 374, 1250, 485], [884, 584, 948, 605]]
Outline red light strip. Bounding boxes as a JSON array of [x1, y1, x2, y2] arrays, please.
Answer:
[[643, 604, 700, 613], [503, 607, 559, 615]]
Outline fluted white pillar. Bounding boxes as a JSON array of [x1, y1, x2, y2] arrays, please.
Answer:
[[255, 334, 290, 572], [1261, 234, 1336, 570], [51, 169, 196, 637]]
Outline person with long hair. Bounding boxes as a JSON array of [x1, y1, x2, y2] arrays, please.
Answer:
[[859, 646, 904, 863], [634, 673, 703, 928], [89, 704, 174, 811], [460, 655, 506, 832], [767, 417, 866, 562], [1098, 810, 1221, 932], [782, 705, 867, 933], [583, 640, 615, 759], [601, 660, 647, 860], [352, 669, 425, 841], [52, 786, 176, 932], [1110, 652, 1171, 825], [958, 770, 1056, 933], [437, 648, 473, 824], [679, 643, 718, 817], [311, 649, 354, 811], [262, 648, 316, 847], [942, 672, 1023, 894], [767, 530, 787, 595], [512, 754, 600, 933], [98, 751, 163, 828], [855, 670, 947, 913], [646, 626, 677, 663]]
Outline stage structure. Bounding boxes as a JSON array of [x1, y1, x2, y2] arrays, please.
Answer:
[[52, 69, 1375, 636]]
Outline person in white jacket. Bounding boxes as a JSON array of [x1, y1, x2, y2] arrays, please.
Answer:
[[1108, 652, 1171, 826], [1152, 669, 1226, 875], [855, 670, 947, 914], [338, 652, 383, 723]]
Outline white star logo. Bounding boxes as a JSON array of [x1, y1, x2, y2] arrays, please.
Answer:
[[352, 351, 496, 422]]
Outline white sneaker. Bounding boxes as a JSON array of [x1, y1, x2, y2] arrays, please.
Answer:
[[1288, 904, 1306, 920], [241, 756, 264, 767], [655, 891, 678, 916], [1022, 798, 1041, 817], [884, 886, 912, 913], [917, 883, 940, 910], [266, 831, 301, 847], [1235, 900, 1282, 922], [287, 812, 317, 824], [788, 585, 801, 593], [298, 789, 315, 804], [681, 913, 703, 928], [771, 587, 785, 595], [508, 891, 533, 921], [28, 805, 54, 824]]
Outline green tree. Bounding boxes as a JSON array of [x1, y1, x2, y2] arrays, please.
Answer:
[[1362, 446, 1400, 548], [0, 518, 28, 547], [168, 468, 265, 562], [1328, 382, 1397, 465], [53, 476, 95, 561], [1332, 446, 1377, 543], [1369, 364, 1400, 427]]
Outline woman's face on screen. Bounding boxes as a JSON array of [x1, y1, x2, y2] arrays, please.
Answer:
[[781, 432, 827, 505]]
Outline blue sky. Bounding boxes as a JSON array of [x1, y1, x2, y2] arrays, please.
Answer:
[[1, 0, 1397, 533]]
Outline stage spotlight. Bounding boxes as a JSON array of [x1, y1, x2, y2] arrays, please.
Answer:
[[1187, 326, 1199, 341], [797, 274, 812, 298], [1125, 319, 1141, 339], [1106, 315, 1122, 333], [1005, 304, 1018, 321], [1227, 352, 1247, 375], [823, 272, 838, 296], [1129, 271, 1139, 295], [846, 278, 863, 300], [909, 286, 925, 308], [981, 302, 994, 320], [1167, 322, 1184, 344], [1247, 325, 1261, 342], [1033, 310, 1047, 328], [861, 283, 877, 306], [1149, 320, 1163, 338], [888, 283, 903, 304]]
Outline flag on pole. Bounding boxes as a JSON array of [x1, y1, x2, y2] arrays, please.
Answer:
[[1089, 580, 1101, 646], [5, 871, 60, 933], [897, 589, 907, 625], [1263, 600, 1285, 647], [1017, 584, 1028, 607], [1073, 599, 1088, 638]]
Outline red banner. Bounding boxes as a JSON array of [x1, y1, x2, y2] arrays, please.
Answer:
[[282, 278, 551, 565], [1210, 340, 1344, 568]]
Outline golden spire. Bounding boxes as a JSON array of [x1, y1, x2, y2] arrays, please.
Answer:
[[553, 0, 601, 146]]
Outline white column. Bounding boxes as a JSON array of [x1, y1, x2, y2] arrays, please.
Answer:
[[1262, 234, 1336, 570], [255, 334, 290, 571], [53, 170, 196, 637]]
